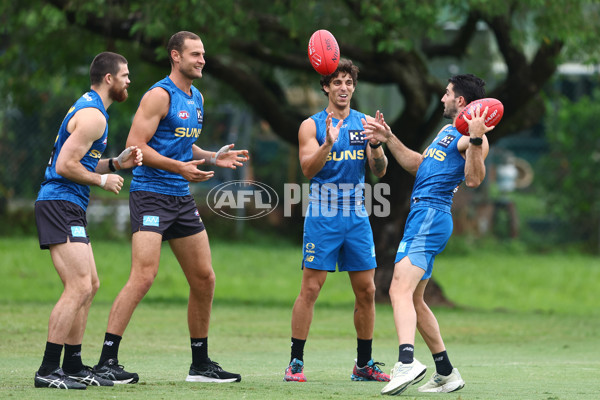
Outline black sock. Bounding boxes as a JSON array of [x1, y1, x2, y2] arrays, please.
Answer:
[[398, 344, 414, 364], [290, 337, 306, 362], [39, 342, 63, 375], [356, 338, 372, 367], [62, 343, 84, 373], [433, 350, 453, 376], [98, 332, 122, 365], [191, 337, 208, 366]]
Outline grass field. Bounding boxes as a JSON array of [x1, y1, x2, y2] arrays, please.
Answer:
[[1, 236, 600, 399]]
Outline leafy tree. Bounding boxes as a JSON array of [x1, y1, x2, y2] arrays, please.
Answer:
[[1, 0, 598, 302], [539, 89, 600, 252]]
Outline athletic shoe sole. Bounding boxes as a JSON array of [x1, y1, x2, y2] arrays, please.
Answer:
[[186, 375, 239, 383], [419, 380, 465, 393], [381, 368, 427, 395]]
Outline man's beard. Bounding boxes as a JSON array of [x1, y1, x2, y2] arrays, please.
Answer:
[[443, 105, 457, 120], [109, 86, 128, 103]]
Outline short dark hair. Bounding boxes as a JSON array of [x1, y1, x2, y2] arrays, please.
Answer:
[[167, 31, 201, 66], [90, 52, 128, 86], [448, 74, 486, 104], [320, 58, 359, 96]]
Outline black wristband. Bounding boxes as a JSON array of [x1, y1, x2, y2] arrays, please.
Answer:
[[469, 137, 483, 146], [369, 142, 382, 149], [108, 158, 117, 172]]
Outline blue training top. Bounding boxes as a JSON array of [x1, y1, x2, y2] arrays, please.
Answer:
[[411, 125, 466, 213], [309, 109, 368, 208], [36, 90, 109, 211], [130, 76, 204, 196]]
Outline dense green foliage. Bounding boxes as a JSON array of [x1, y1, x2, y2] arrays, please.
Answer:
[[539, 90, 600, 250], [1, 0, 599, 203]]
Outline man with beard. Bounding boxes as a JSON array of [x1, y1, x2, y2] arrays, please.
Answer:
[[362, 74, 491, 396], [34, 51, 143, 389], [94, 31, 247, 384]]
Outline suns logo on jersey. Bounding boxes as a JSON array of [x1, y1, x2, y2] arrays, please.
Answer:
[[88, 149, 102, 159], [423, 148, 446, 162], [326, 149, 365, 162], [174, 127, 202, 138]]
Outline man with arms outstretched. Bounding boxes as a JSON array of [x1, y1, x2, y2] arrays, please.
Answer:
[[94, 31, 248, 384]]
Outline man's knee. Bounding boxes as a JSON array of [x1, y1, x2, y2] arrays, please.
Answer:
[[355, 282, 376, 303]]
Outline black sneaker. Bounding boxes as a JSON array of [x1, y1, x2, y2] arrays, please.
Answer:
[[92, 358, 139, 384], [34, 368, 87, 389], [185, 359, 241, 383], [66, 365, 114, 386]]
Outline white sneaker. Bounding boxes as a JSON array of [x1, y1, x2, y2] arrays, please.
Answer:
[[418, 368, 465, 393], [380, 359, 427, 396]]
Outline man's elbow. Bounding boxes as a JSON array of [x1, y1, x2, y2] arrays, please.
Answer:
[[55, 161, 69, 177], [465, 177, 482, 188], [301, 165, 315, 180]]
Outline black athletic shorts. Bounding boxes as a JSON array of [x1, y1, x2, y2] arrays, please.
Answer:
[[35, 200, 90, 250], [130, 191, 205, 241]]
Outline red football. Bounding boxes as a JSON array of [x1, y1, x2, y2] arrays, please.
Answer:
[[307, 30, 340, 76], [455, 98, 504, 136]]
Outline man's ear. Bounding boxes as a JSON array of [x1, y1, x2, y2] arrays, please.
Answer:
[[457, 95, 468, 108]]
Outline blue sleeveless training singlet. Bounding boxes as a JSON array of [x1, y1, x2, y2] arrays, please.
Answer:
[[130, 76, 204, 196], [308, 109, 368, 209], [410, 125, 466, 213], [36, 90, 109, 211]]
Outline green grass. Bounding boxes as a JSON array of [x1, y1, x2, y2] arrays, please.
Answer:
[[1, 236, 600, 399]]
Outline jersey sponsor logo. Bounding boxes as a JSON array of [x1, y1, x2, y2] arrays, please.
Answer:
[[326, 149, 365, 162], [178, 110, 190, 120], [349, 130, 365, 145], [423, 147, 447, 162], [436, 134, 456, 148], [143, 215, 160, 227], [67, 106, 76, 115], [82, 92, 93, 101], [197, 108, 203, 124], [71, 226, 86, 238], [88, 149, 103, 159], [305, 243, 316, 254], [174, 127, 203, 138]]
